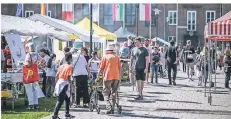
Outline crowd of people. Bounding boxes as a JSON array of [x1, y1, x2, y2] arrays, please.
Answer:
[[2, 35, 231, 119]]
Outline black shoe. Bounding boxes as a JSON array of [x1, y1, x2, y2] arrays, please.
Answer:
[[83, 104, 89, 108], [52, 115, 61, 119], [168, 82, 172, 85], [172, 81, 176, 86], [106, 109, 114, 114], [155, 80, 158, 84], [134, 95, 143, 100], [65, 114, 75, 118], [34, 105, 40, 109]]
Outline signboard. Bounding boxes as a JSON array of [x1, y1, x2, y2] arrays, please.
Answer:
[[4, 34, 26, 63]]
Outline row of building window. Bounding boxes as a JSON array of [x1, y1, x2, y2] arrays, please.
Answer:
[[24, 4, 216, 31]]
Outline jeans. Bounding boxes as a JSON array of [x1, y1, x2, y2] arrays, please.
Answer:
[[225, 72, 231, 88], [151, 64, 158, 83], [42, 70, 47, 96], [167, 61, 177, 84], [73, 75, 89, 105], [46, 76, 55, 97], [183, 63, 186, 72], [53, 84, 70, 116]]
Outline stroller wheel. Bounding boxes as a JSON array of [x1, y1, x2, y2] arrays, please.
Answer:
[[89, 103, 94, 112], [117, 106, 122, 114], [96, 106, 100, 114]]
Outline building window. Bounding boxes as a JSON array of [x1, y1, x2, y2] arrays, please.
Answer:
[[168, 11, 177, 25], [83, 4, 89, 15], [25, 11, 34, 17], [145, 4, 156, 26], [168, 36, 176, 42], [125, 4, 136, 25], [187, 11, 196, 31], [103, 4, 114, 26], [48, 11, 51, 17], [206, 11, 215, 23]]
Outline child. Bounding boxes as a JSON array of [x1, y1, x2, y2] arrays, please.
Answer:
[[151, 46, 160, 84], [46, 54, 57, 97], [88, 52, 99, 85], [52, 52, 75, 119]]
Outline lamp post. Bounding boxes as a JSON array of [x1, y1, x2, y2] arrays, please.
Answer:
[[136, 4, 139, 37], [90, 3, 93, 55], [165, 17, 170, 41], [154, 8, 161, 41]]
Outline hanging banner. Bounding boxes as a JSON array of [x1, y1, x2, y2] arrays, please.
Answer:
[[4, 34, 26, 63]]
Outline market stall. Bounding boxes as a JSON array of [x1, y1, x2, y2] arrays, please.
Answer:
[[1, 15, 73, 109], [204, 11, 231, 105], [113, 26, 136, 43]]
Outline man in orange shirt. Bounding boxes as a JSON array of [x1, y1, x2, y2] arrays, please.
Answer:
[[96, 44, 121, 114]]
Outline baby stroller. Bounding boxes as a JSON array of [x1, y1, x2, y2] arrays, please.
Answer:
[[89, 79, 122, 114]]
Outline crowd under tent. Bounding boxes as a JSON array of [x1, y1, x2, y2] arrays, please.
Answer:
[[28, 14, 105, 43]]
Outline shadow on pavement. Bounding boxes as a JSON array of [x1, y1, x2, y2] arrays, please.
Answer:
[[109, 112, 179, 119], [155, 108, 231, 115], [127, 99, 156, 103], [155, 99, 202, 104], [147, 92, 171, 95]]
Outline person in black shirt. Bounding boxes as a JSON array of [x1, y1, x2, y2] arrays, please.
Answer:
[[165, 40, 178, 85], [182, 40, 195, 81]]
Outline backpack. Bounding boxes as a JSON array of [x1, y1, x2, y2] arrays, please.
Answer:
[[152, 53, 160, 63]]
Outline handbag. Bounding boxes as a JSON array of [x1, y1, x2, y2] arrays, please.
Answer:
[[22, 53, 39, 84]]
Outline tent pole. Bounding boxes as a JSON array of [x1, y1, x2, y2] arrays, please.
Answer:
[[90, 3, 93, 55]]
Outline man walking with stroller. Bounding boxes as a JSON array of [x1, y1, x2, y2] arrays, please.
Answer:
[[96, 44, 121, 114]]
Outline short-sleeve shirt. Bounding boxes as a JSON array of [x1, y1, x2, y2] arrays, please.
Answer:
[[131, 47, 149, 69], [57, 64, 72, 80], [24, 52, 43, 65], [183, 46, 195, 63], [72, 55, 88, 76], [99, 54, 120, 80]]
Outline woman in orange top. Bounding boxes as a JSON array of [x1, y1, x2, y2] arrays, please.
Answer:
[[96, 44, 121, 114], [53, 52, 75, 119]]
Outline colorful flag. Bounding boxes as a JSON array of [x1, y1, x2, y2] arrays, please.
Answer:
[[62, 4, 73, 21], [112, 4, 124, 21], [16, 4, 23, 17], [40, 4, 46, 15], [139, 3, 151, 21], [92, 4, 99, 22]]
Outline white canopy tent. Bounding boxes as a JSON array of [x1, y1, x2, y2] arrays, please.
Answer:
[[1, 15, 70, 41], [28, 14, 105, 43], [152, 37, 170, 46]]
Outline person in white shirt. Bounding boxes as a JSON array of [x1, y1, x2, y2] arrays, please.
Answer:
[[88, 51, 99, 83], [46, 53, 57, 97], [159, 47, 165, 77], [72, 48, 91, 108], [24, 43, 45, 110], [144, 39, 152, 83], [39, 48, 51, 96]]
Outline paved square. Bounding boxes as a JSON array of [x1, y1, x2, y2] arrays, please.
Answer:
[[43, 70, 231, 119]]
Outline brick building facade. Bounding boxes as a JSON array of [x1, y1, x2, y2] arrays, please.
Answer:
[[2, 3, 231, 47]]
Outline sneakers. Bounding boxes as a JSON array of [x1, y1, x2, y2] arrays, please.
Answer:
[[83, 104, 89, 108], [52, 115, 61, 119], [134, 95, 143, 100], [172, 81, 176, 86], [106, 109, 114, 114], [65, 114, 75, 118]]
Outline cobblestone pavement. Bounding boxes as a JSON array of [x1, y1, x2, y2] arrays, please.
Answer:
[[43, 70, 231, 119]]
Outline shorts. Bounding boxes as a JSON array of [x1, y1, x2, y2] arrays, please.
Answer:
[[135, 68, 145, 81]]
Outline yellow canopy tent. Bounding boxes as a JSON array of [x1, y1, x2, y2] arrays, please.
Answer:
[[69, 17, 116, 40]]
